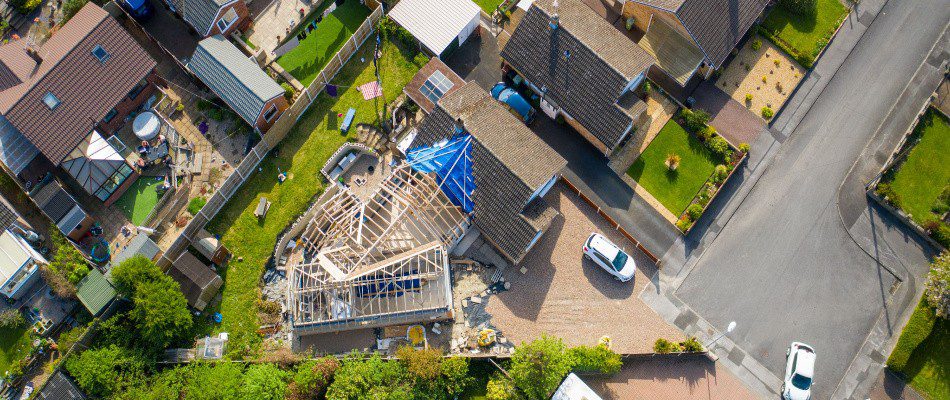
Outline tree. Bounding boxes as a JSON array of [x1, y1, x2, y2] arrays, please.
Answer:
[[779, 0, 818, 16], [0, 309, 25, 329], [47, 227, 90, 285], [486, 372, 522, 400], [111, 255, 164, 297], [131, 276, 193, 349], [395, 346, 472, 398], [60, 0, 88, 24], [508, 335, 575, 399], [287, 357, 339, 400], [184, 362, 244, 400], [240, 363, 288, 400], [64, 344, 148, 398], [115, 367, 188, 400], [568, 345, 622, 374], [925, 251, 950, 318], [326, 352, 412, 400]]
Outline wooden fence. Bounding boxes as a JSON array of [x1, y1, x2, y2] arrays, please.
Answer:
[[157, 6, 384, 268]]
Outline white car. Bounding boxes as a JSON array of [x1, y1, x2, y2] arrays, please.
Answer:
[[582, 233, 636, 282], [782, 342, 816, 400]]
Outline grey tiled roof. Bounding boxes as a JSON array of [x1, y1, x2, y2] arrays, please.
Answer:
[[188, 35, 284, 126], [677, 0, 769, 68], [501, 0, 652, 150], [37, 371, 87, 399], [172, 0, 230, 35], [411, 83, 566, 262], [170, 251, 222, 310]]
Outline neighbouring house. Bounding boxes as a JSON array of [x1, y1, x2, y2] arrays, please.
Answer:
[[552, 373, 604, 400], [29, 179, 94, 242], [167, 0, 250, 38], [187, 35, 288, 133], [168, 251, 222, 311], [408, 82, 567, 263], [388, 0, 481, 58], [500, 0, 655, 155], [0, 3, 160, 206], [403, 58, 465, 114], [76, 269, 117, 317], [36, 371, 88, 400], [621, 0, 769, 87], [0, 203, 46, 300]]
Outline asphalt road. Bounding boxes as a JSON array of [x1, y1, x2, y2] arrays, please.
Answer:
[[674, 1, 949, 398]]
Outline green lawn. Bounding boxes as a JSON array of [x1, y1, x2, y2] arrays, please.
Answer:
[[760, 0, 849, 67], [627, 121, 719, 216], [275, 0, 371, 87], [205, 41, 428, 356], [887, 300, 949, 400], [888, 109, 950, 226], [114, 177, 164, 225], [0, 325, 31, 375], [473, 0, 504, 14]]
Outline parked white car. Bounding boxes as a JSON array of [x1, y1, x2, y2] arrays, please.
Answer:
[[582, 233, 636, 282], [782, 342, 816, 400]]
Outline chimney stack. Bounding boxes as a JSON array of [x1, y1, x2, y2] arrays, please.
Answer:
[[549, 0, 559, 29], [25, 46, 42, 65], [454, 117, 465, 136]]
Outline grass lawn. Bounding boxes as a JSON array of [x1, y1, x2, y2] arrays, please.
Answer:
[[627, 121, 719, 216], [114, 177, 164, 225], [275, 0, 371, 87], [887, 109, 950, 226], [473, 0, 504, 14], [760, 0, 849, 67], [204, 41, 428, 356], [886, 300, 949, 400], [0, 325, 31, 375]]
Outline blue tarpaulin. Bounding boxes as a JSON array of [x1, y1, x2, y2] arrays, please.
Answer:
[[406, 133, 475, 213]]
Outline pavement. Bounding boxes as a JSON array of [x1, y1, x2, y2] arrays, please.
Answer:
[[641, 0, 950, 399]]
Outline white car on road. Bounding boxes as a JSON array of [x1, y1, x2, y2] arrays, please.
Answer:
[[783, 342, 816, 400], [583, 233, 636, 282]]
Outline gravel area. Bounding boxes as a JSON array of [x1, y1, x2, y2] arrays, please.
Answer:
[[484, 182, 682, 353], [717, 34, 805, 119], [586, 354, 759, 399]]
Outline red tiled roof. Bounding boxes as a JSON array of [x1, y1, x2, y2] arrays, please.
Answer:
[[0, 3, 156, 164]]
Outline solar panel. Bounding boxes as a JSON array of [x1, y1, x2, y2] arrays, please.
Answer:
[[420, 70, 454, 104]]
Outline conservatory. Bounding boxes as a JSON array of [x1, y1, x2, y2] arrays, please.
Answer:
[[61, 131, 135, 201]]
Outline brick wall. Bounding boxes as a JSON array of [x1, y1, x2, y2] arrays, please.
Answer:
[[97, 70, 163, 135], [207, 1, 250, 37]]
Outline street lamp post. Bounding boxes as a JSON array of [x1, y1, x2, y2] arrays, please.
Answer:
[[705, 321, 737, 349]]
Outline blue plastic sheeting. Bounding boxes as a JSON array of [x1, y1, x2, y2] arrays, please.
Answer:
[[406, 133, 475, 213], [355, 270, 422, 298]]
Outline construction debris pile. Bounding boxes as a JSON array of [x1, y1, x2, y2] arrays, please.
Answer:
[[449, 259, 514, 355]]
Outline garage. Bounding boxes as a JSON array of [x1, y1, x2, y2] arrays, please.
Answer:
[[388, 0, 482, 58]]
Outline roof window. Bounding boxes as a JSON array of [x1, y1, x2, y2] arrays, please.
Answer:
[[92, 45, 110, 63], [420, 71, 454, 104], [42, 92, 60, 110]]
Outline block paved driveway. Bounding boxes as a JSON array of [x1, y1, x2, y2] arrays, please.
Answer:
[[484, 182, 682, 354], [587, 354, 759, 400], [691, 81, 766, 146]]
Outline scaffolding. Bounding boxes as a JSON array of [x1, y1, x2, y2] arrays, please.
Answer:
[[288, 163, 469, 335]]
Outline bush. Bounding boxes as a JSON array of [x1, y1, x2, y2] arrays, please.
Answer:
[[697, 125, 716, 142], [188, 197, 207, 216], [653, 338, 677, 354], [932, 223, 950, 249], [925, 252, 950, 318], [665, 153, 681, 171], [686, 204, 704, 221], [761, 106, 775, 120], [779, 0, 818, 17], [707, 136, 731, 159], [739, 142, 751, 153], [681, 337, 704, 352], [0, 309, 25, 329], [745, 93, 753, 103], [207, 108, 224, 121], [56, 324, 86, 353], [10, 0, 42, 13], [281, 82, 295, 102], [509, 336, 574, 399], [241, 363, 289, 400], [680, 108, 710, 132], [378, 16, 418, 56], [751, 39, 762, 51], [569, 345, 622, 374], [41, 264, 76, 298], [287, 357, 339, 400], [49, 227, 90, 285], [486, 372, 521, 400], [676, 217, 692, 232], [712, 164, 729, 184], [131, 276, 194, 350], [326, 352, 412, 399], [395, 346, 472, 397], [185, 362, 244, 400], [60, 0, 88, 24], [65, 345, 148, 398]]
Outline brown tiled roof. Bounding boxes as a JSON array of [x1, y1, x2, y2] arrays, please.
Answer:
[[0, 3, 156, 164], [412, 82, 566, 262], [169, 252, 222, 310], [404, 58, 465, 114]]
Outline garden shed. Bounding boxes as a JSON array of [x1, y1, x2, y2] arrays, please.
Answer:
[[388, 0, 481, 57]]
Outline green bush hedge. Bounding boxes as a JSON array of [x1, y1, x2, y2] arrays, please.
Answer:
[[188, 197, 207, 216], [778, 0, 818, 16], [568, 345, 622, 375]]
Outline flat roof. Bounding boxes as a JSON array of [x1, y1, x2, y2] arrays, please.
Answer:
[[389, 0, 481, 54]]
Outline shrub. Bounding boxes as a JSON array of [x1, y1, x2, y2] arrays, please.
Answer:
[[379, 17, 418, 55], [188, 197, 207, 216], [0, 309, 25, 329], [65, 345, 148, 398], [779, 0, 818, 17], [707, 136, 731, 159], [751, 39, 762, 51], [696, 125, 716, 142], [681, 337, 704, 352], [745, 93, 753, 103], [196, 99, 212, 111], [761, 106, 775, 120], [509, 336, 574, 399], [56, 324, 86, 353], [185, 362, 244, 400], [281, 82, 295, 102], [665, 153, 681, 171], [569, 345, 622, 374], [396, 346, 472, 397], [932, 223, 950, 249], [875, 182, 901, 205], [774, 59, 781, 67], [681, 108, 710, 132], [40, 264, 76, 298], [739, 142, 750, 153], [131, 276, 194, 350], [241, 364, 289, 400], [925, 252, 950, 318], [686, 204, 704, 221], [326, 352, 412, 399], [486, 372, 520, 400], [676, 217, 692, 232], [287, 357, 339, 400], [761, 75, 768, 84], [653, 338, 677, 354], [10, 0, 42, 13], [712, 164, 729, 184], [207, 108, 224, 121], [60, 0, 88, 24]]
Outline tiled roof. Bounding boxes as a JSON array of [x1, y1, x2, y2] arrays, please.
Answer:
[[626, 0, 685, 11], [169, 252, 222, 310], [37, 371, 87, 400], [109, 234, 161, 268], [501, 0, 652, 150], [0, 3, 155, 164], [676, 0, 768, 68], [0, 194, 20, 230], [172, 0, 231, 36], [76, 269, 116, 316], [404, 58, 465, 114], [188, 35, 284, 126], [31, 180, 75, 223], [412, 83, 566, 262]]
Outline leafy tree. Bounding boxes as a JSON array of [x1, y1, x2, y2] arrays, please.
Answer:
[[111, 255, 164, 297], [240, 363, 289, 400], [64, 344, 148, 398], [508, 335, 574, 399], [55, 324, 86, 353], [184, 362, 244, 400], [0, 309, 25, 329], [925, 251, 950, 318], [131, 276, 194, 350], [287, 357, 339, 400], [779, 0, 817, 16], [326, 352, 412, 400], [486, 372, 521, 400], [568, 345, 622, 374], [48, 227, 90, 285], [680, 108, 710, 132], [396, 347, 472, 398], [60, 0, 88, 24], [115, 367, 188, 400]]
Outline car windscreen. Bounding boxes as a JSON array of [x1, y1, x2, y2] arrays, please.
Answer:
[[611, 251, 628, 271], [792, 374, 812, 390]]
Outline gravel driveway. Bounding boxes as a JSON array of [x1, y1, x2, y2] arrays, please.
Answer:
[[485, 182, 682, 353]]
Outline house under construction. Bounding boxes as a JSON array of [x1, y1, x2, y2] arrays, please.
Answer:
[[287, 162, 469, 337]]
